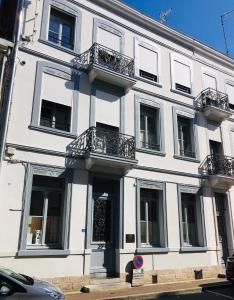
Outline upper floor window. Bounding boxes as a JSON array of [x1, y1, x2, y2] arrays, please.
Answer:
[[139, 45, 158, 82], [173, 106, 197, 160], [135, 95, 165, 154], [40, 100, 71, 132], [48, 8, 75, 50], [177, 116, 194, 158], [226, 82, 234, 110], [40, 0, 81, 53], [140, 105, 159, 150], [171, 54, 192, 95], [202, 72, 217, 90]]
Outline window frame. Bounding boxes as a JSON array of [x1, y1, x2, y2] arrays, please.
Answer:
[[40, 0, 82, 54], [135, 94, 165, 155], [30, 61, 79, 138], [178, 185, 207, 252], [172, 106, 199, 162], [134, 37, 162, 87], [136, 179, 168, 253], [18, 164, 72, 256], [170, 53, 193, 97]]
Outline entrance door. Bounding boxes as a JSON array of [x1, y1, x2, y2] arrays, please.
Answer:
[[90, 177, 119, 275], [215, 193, 229, 265]]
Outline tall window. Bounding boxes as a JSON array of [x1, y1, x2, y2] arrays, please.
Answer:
[[140, 189, 160, 246], [226, 83, 234, 110], [181, 193, 198, 246], [48, 8, 75, 50], [140, 105, 159, 150], [40, 100, 71, 132], [177, 116, 194, 158], [27, 175, 65, 247]]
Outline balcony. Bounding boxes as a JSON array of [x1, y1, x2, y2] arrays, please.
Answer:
[[69, 127, 137, 174], [75, 43, 136, 90], [195, 88, 232, 122], [200, 155, 234, 189]]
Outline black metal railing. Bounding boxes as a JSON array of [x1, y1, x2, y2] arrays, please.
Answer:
[[74, 43, 135, 77], [201, 155, 234, 176], [195, 88, 230, 111], [73, 127, 136, 160]]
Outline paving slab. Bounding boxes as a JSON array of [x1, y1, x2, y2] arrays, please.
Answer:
[[65, 278, 229, 300]]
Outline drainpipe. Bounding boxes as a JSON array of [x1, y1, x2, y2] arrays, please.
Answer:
[[0, 0, 24, 175]]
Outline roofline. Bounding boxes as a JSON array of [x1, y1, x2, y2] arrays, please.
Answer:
[[90, 0, 234, 69]]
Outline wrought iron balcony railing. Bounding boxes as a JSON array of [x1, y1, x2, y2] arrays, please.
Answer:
[[73, 126, 136, 160], [74, 43, 135, 78], [201, 155, 234, 177], [195, 88, 230, 111]]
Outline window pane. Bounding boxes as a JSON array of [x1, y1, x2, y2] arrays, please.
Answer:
[[48, 15, 60, 44], [55, 105, 71, 131], [33, 175, 65, 189], [140, 105, 158, 150], [45, 191, 62, 244], [27, 191, 44, 245], [177, 116, 193, 157], [40, 100, 53, 128], [140, 221, 147, 243], [61, 23, 73, 49]]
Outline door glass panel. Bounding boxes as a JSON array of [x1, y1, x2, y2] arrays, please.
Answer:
[[92, 196, 111, 242], [27, 191, 44, 245]]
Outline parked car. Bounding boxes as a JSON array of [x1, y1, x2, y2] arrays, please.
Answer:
[[0, 266, 64, 299], [226, 254, 234, 285]]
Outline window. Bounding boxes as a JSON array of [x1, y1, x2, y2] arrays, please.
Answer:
[[40, 0, 81, 53], [19, 165, 72, 255], [140, 189, 160, 246], [181, 193, 198, 246], [178, 186, 206, 250], [139, 45, 158, 82], [26, 175, 65, 247], [177, 116, 194, 158], [140, 105, 159, 150], [203, 72, 217, 90], [135, 95, 164, 154], [171, 54, 192, 95], [226, 82, 234, 110], [40, 100, 71, 132], [137, 180, 167, 250], [31, 61, 78, 137], [173, 106, 197, 160]]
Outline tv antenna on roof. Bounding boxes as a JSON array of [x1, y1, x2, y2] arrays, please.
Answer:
[[160, 8, 172, 24], [220, 9, 234, 56]]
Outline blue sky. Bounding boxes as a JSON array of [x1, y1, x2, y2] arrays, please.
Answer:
[[122, 0, 234, 57]]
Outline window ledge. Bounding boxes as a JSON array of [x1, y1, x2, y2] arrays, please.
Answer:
[[29, 125, 77, 138], [137, 148, 166, 156], [136, 247, 169, 253], [180, 247, 208, 253], [17, 249, 70, 257], [134, 76, 163, 88], [174, 155, 200, 163], [170, 88, 195, 99], [39, 39, 78, 55]]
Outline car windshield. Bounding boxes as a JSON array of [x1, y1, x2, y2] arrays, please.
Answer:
[[0, 266, 34, 285]]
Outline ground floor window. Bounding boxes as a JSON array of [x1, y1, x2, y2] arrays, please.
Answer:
[[19, 165, 72, 253], [27, 175, 64, 247], [137, 180, 167, 249], [178, 186, 206, 249]]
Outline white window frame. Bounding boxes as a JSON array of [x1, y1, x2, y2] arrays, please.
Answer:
[[40, 0, 82, 54], [18, 164, 72, 257], [136, 180, 168, 252], [170, 52, 193, 96], [178, 185, 207, 251], [135, 37, 161, 85]]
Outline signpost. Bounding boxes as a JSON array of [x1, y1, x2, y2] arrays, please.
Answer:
[[132, 256, 144, 287]]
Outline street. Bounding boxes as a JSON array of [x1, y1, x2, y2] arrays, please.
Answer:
[[149, 285, 234, 299]]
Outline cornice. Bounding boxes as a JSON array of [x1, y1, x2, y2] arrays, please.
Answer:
[[89, 0, 234, 70]]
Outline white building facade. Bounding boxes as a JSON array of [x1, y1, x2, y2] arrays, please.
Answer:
[[0, 0, 234, 289]]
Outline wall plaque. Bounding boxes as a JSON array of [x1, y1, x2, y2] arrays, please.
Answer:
[[126, 234, 135, 243]]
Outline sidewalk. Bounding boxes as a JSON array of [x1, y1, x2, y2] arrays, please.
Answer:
[[65, 278, 229, 300]]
